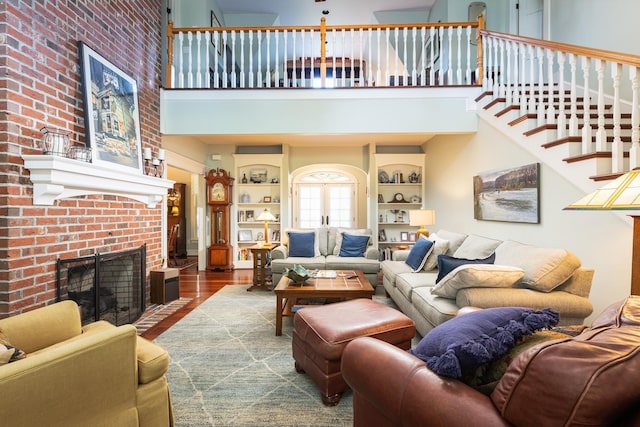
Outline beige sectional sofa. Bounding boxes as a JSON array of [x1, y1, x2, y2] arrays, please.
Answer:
[[271, 227, 380, 285], [381, 229, 594, 337]]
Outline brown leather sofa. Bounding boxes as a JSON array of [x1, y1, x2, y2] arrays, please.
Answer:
[[342, 296, 640, 427]]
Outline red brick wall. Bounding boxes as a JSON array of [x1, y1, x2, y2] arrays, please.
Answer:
[[0, 0, 164, 317]]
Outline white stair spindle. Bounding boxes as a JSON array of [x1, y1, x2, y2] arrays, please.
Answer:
[[249, 31, 254, 88], [581, 56, 593, 155], [178, 32, 184, 88], [456, 25, 462, 85], [505, 39, 512, 105], [429, 27, 436, 87], [222, 31, 228, 88], [611, 62, 624, 173], [266, 30, 271, 88], [546, 48, 556, 126], [528, 45, 536, 115], [520, 42, 527, 115], [240, 30, 245, 88], [595, 59, 606, 151], [196, 32, 202, 88], [556, 52, 566, 138], [411, 27, 417, 86], [446, 26, 453, 85], [569, 54, 578, 135], [465, 25, 471, 85], [536, 46, 545, 125], [187, 32, 193, 88], [630, 67, 640, 169]]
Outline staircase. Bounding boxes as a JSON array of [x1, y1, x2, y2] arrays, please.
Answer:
[[475, 88, 633, 195], [475, 31, 640, 196]]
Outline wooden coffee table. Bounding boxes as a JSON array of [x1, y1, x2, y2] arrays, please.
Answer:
[[273, 270, 374, 336]]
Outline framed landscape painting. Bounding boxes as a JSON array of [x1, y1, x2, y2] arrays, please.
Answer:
[[78, 41, 143, 174], [473, 163, 540, 224]]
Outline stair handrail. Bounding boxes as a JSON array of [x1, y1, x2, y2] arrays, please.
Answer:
[[478, 29, 640, 178]]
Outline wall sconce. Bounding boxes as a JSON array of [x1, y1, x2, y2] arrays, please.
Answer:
[[409, 209, 436, 239], [143, 147, 165, 177]]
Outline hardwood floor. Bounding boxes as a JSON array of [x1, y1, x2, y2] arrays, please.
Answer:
[[140, 265, 255, 340]]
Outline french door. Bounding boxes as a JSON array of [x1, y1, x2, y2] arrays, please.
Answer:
[[295, 183, 355, 228]]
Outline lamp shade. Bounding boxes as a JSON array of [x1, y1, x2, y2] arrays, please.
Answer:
[[565, 168, 640, 296], [409, 209, 436, 226], [257, 209, 276, 222], [564, 168, 640, 210], [409, 209, 435, 239]]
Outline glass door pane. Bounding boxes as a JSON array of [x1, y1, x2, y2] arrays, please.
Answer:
[[326, 184, 354, 228], [297, 184, 323, 228]]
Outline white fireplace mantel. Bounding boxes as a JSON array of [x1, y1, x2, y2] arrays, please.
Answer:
[[22, 155, 175, 207]]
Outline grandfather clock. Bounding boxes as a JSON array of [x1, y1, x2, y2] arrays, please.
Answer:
[[206, 168, 234, 271]]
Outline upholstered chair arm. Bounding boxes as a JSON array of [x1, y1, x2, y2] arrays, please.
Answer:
[[365, 246, 380, 260], [271, 245, 288, 260], [342, 337, 509, 427], [392, 249, 410, 261]]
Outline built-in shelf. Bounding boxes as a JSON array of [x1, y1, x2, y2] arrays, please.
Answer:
[[22, 155, 174, 207]]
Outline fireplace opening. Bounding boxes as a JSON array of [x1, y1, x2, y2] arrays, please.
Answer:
[[56, 245, 146, 326]]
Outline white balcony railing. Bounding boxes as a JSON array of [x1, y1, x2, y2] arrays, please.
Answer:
[[165, 17, 484, 89]]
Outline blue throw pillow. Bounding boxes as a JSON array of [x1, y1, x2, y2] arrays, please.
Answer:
[[338, 233, 370, 257], [409, 307, 559, 379], [405, 237, 435, 272], [436, 253, 495, 283], [288, 232, 315, 257]]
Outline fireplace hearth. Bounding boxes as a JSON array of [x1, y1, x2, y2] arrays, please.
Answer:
[[56, 245, 146, 326]]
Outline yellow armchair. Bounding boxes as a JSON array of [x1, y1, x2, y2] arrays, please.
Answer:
[[0, 300, 173, 427]]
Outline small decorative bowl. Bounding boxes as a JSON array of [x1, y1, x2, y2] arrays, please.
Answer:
[[285, 265, 311, 285]]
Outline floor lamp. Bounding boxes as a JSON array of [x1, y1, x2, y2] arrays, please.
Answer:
[[564, 168, 640, 295], [257, 208, 276, 244], [409, 209, 436, 240]]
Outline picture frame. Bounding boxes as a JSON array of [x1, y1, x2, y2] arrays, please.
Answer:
[[409, 233, 416, 242], [238, 230, 253, 242], [263, 196, 272, 203], [210, 10, 223, 56], [473, 163, 540, 224], [250, 168, 268, 183], [378, 194, 384, 203], [378, 229, 387, 242], [78, 41, 143, 174], [400, 231, 409, 241]]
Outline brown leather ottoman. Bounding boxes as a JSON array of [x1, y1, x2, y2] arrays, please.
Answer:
[[292, 298, 415, 406]]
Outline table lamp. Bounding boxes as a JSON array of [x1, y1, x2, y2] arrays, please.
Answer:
[[564, 168, 640, 295], [257, 208, 276, 244], [409, 209, 436, 239]]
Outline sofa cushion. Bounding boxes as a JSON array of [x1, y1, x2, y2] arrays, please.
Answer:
[[433, 230, 468, 255], [494, 240, 581, 292], [396, 271, 438, 302], [435, 253, 495, 283], [405, 237, 434, 272], [283, 228, 321, 256], [380, 260, 414, 288], [409, 306, 559, 379], [452, 234, 502, 259], [411, 287, 459, 329], [431, 264, 525, 299], [288, 231, 316, 257], [332, 228, 371, 255], [491, 296, 640, 427], [338, 233, 370, 257], [324, 255, 380, 274], [423, 235, 450, 271]]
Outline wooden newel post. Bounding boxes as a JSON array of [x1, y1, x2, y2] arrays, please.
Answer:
[[166, 20, 175, 88], [320, 17, 327, 87], [476, 13, 485, 86]]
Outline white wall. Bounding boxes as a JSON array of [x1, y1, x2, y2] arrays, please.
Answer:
[[550, 0, 640, 56], [423, 119, 631, 323]]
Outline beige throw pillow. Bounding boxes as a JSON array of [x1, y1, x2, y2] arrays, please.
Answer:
[[431, 264, 525, 299]]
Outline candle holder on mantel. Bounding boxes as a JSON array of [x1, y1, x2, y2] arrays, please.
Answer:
[[143, 147, 165, 177], [40, 127, 70, 157]]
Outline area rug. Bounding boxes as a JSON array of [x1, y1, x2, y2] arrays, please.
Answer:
[[154, 285, 398, 427], [133, 297, 193, 335]]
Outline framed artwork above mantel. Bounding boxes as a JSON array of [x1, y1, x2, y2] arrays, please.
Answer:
[[78, 41, 143, 174]]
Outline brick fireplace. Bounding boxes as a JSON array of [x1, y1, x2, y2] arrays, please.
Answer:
[[56, 245, 147, 326]]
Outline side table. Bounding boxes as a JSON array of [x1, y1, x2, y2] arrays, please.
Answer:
[[247, 243, 276, 291]]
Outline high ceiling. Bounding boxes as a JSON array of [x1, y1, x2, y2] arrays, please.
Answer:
[[187, 0, 438, 147], [216, 0, 436, 27]]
